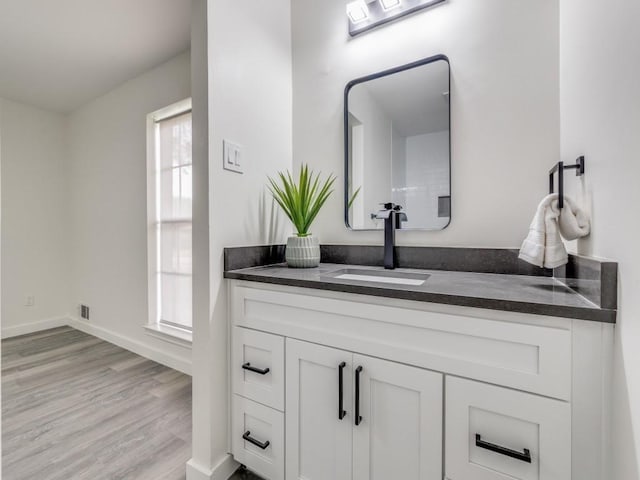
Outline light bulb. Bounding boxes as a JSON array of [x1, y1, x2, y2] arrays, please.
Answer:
[[379, 0, 401, 11], [346, 0, 370, 24]]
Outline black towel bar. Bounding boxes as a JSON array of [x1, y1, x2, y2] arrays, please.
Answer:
[[549, 156, 585, 209]]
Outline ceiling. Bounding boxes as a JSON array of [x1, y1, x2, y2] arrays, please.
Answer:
[[0, 0, 191, 113]]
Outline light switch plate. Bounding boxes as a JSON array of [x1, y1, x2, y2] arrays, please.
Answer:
[[223, 140, 243, 174]]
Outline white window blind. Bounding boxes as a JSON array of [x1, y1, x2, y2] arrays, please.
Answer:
[[155, 110, 192, 331]]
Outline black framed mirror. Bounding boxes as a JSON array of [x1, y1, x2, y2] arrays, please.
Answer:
[[344, 55, 451, 231]]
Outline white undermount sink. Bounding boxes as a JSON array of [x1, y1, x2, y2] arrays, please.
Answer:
[[328, 268, 430, 286]]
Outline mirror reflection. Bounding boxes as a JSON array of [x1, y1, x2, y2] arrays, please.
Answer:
[[345, 56, 451, 231]]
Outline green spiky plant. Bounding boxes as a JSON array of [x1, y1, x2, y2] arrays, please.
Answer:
[[268, 165, 336, 237], [348, 186, 361, 210]]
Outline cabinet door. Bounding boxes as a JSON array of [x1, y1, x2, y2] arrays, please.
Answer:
[[286, 339, 352, 480], [353, 354, 443, 480], [445, 376, 571, 480]]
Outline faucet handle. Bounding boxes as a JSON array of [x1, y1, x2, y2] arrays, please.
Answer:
[[379, 202, 404, 210]]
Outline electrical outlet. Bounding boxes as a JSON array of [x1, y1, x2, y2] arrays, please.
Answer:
[[25, 295, 35, 307], [80, 304, 90, 320]]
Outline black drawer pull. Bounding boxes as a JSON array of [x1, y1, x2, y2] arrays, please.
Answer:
[[355, 366, 363, 426], [242, 430, 270, 450], [475, 434, 532, 463], [242, 362, 270, 375], [338, 362, 347, 420]]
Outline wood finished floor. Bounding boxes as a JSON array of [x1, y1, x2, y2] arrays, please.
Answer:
[[2, 327, 192, 480]]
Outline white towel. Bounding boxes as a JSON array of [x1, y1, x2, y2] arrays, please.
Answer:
[[519, 193, 590, 269], [519, 194, 567, 268], [558, 196, 591, 240]]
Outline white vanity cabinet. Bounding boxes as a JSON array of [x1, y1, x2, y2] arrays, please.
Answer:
[[229, 281, 612, 480], [286, 339, 443, 480]]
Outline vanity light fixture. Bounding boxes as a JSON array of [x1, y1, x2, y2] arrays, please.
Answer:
[[347, 0, 446, 37], [346, 0, 370, 24]]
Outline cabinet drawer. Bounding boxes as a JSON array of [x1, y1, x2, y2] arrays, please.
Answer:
[[231, 395, 284, 480], [445, 377, 571, 480], [232, 327, 284, 410]]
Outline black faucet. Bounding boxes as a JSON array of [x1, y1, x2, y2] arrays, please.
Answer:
[[375, 203, 407, 269]]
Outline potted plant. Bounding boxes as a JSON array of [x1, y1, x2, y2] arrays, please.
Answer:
[[268, 164, 336, 268]]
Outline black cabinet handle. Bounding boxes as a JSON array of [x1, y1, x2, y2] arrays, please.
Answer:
[[355, 366, 363, 426], [338, 362, 347, 420], [242, 362, 270, 375], [475, 434, 531, 463], [242, 430, 270, 450]]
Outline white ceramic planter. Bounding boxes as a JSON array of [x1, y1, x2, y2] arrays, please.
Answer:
[[285, 235, 320, 268]]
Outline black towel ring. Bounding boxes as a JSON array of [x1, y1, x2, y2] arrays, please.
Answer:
[[549, 156, 585, 209]]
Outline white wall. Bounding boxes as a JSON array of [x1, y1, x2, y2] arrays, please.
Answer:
[[66, 51, 192, 373], [391, 126, 406, 194], [188, 0, 292, 477], [0, 98, 70, 337], [404, 130, 450, 229], [188, 0, 215, 477], [560, 0, 640, 478], [348, 84, 392, 228], [0, 94, 2, 471], [293, 0, 559, 247]]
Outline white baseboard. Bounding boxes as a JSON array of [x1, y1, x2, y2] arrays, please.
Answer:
[[186, 455, 239, 480], [1, 316, 69, 339], [1, 315, 192, 375], [68, 317, 192, 375]]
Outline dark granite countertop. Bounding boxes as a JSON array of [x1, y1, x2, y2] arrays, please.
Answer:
[[224, 263, 616, 323]]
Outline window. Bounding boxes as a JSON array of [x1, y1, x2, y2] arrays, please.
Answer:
[[147, 99, 193, 336]]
